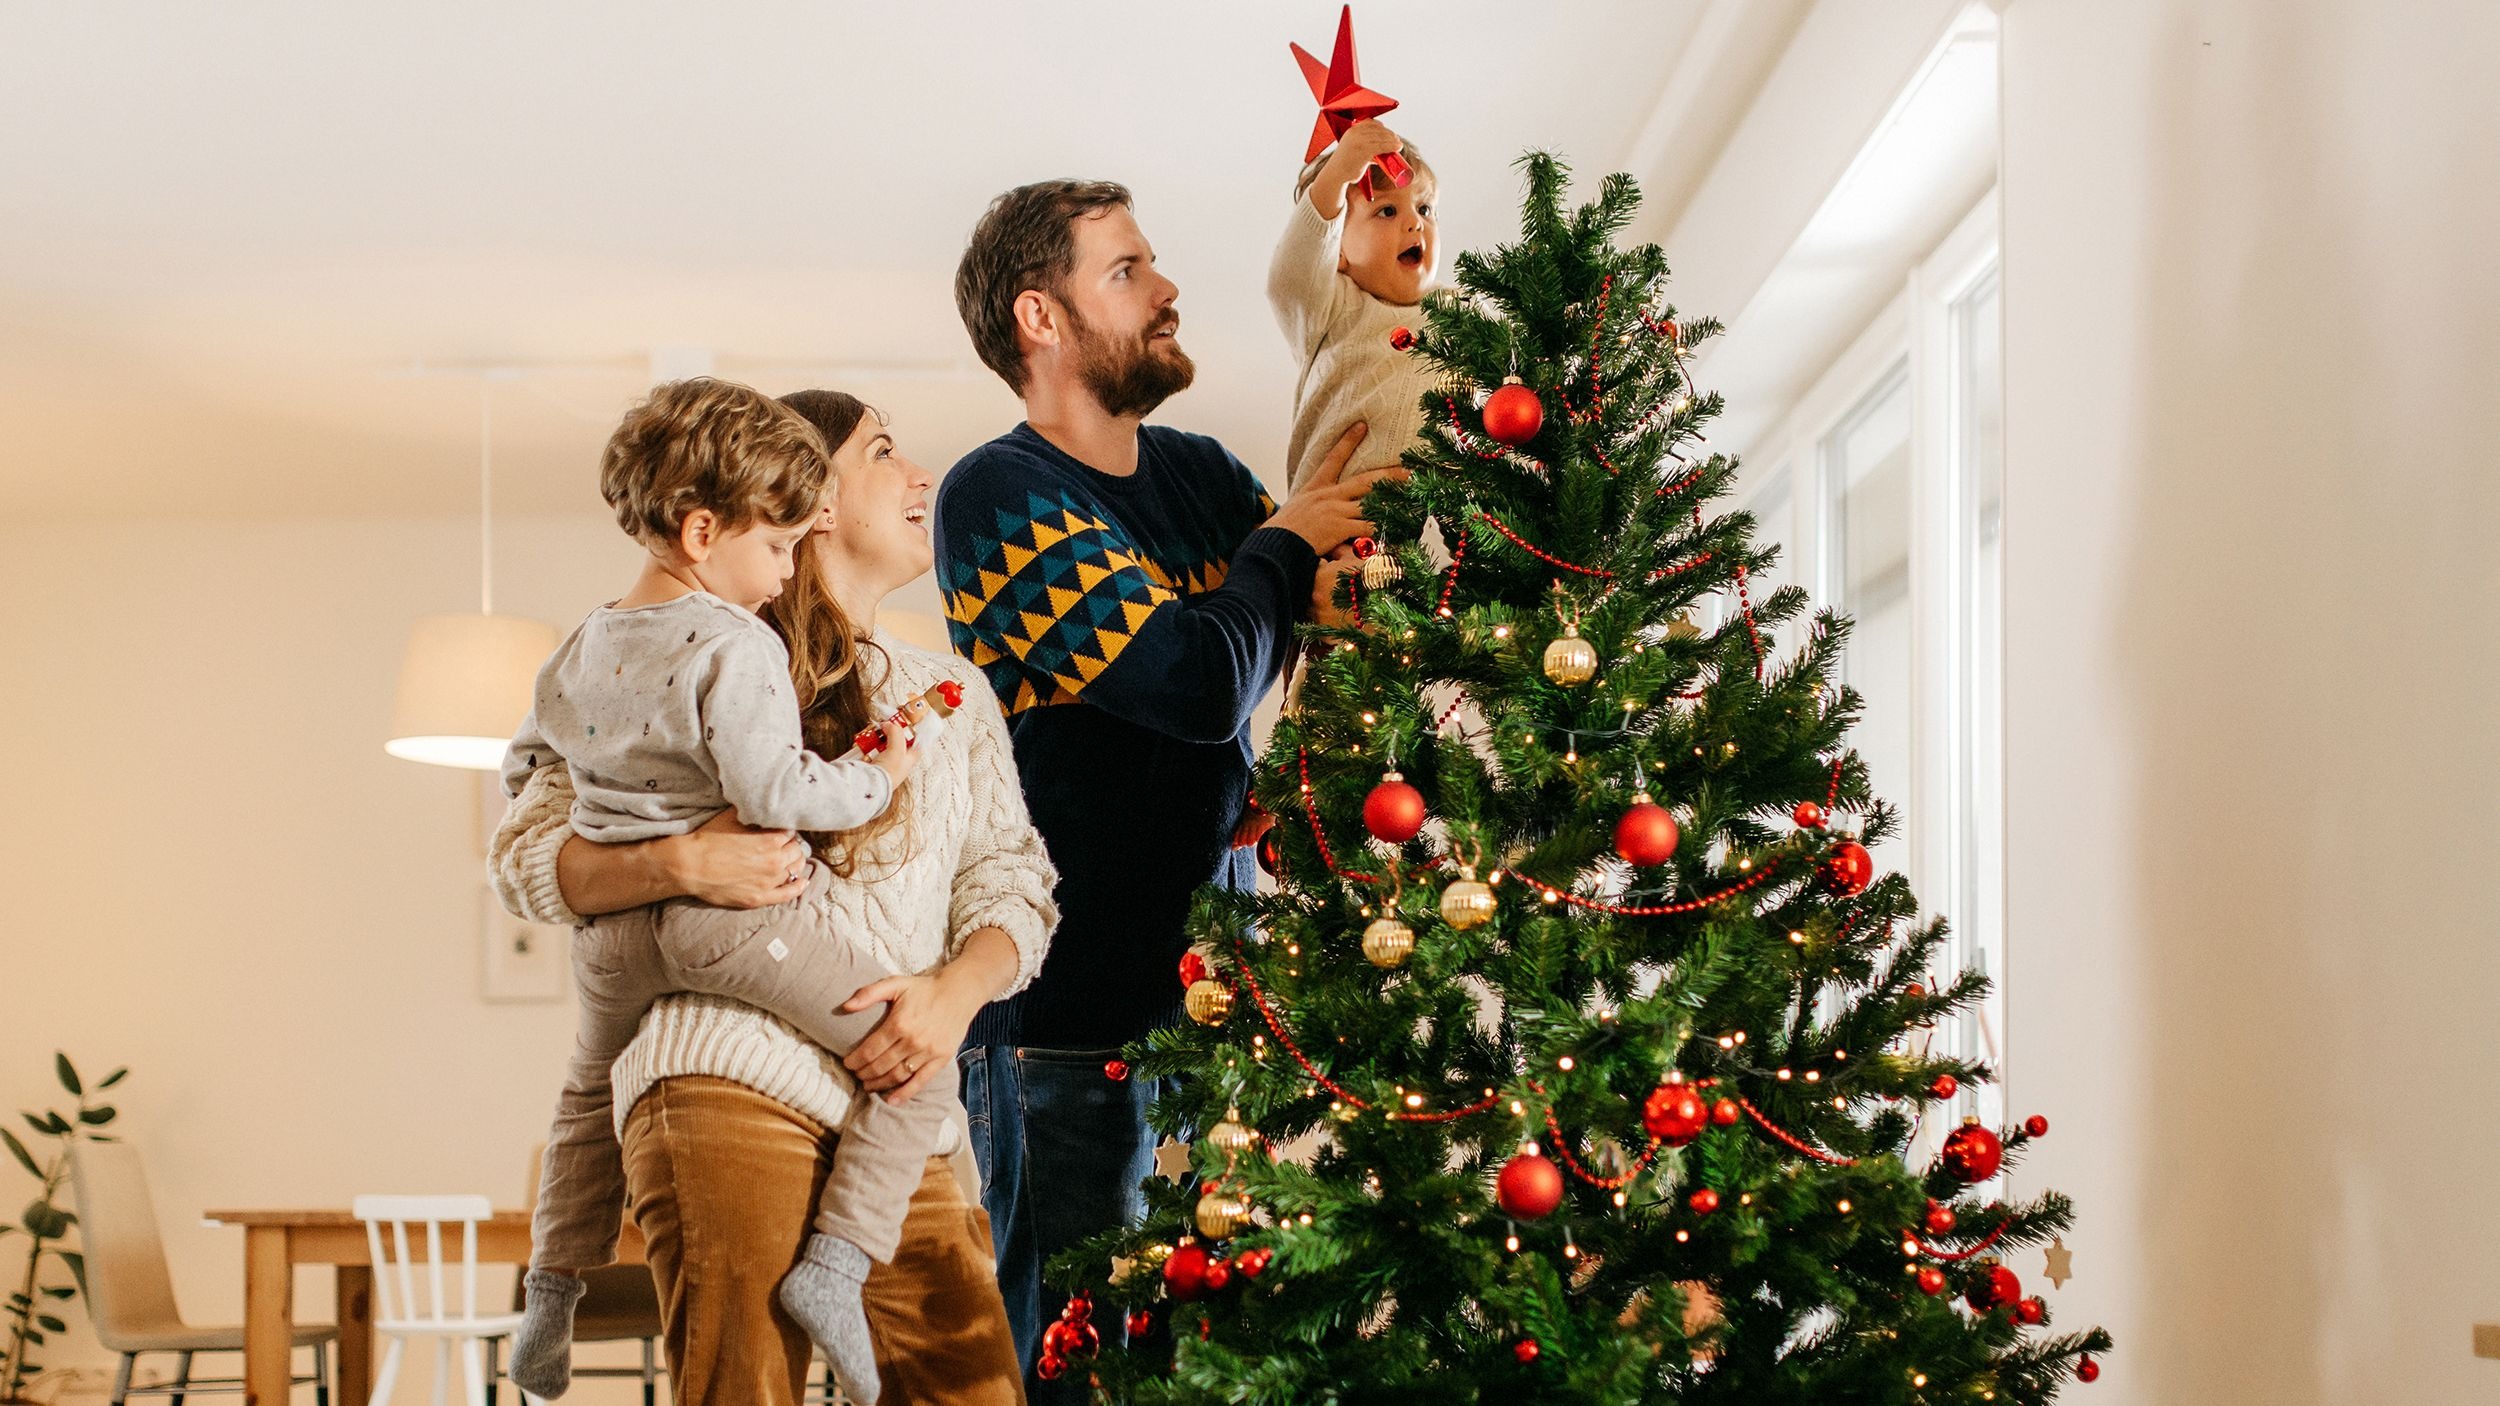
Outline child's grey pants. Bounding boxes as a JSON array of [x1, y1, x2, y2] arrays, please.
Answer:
[[529, 862, 955, 1270]]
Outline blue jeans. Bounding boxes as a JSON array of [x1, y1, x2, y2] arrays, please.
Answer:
[[958, 1044, 1162, 1406]]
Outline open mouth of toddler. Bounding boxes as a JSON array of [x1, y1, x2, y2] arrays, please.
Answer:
[[1397, 242, 1425, 270]]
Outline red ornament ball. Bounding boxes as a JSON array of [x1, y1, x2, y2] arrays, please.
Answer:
[[1042, 1318, 1101, 1363], [1389, 325, 1416, 351], [1201, 1258, 1233, 1293], [1687, 1188, 1720, 1215], [1036, 1352, 1065, 1381], [1658, 319, 1680, 345], [2077, 1355, 2101, 1383], [1711, 1098, 1742, 1127], [2016, 1296, 2046, 1325], [1124, 1307, 1154, 1339], [1966, 1262, 2022, 1313], [1792, 800, 1826, 828], [1495, 1146, 1565, 1220], [1234, 1246, 1273, 1280], [1363, 773, 1427, 843], [1255, 829, 1283, 878], [1930, 1074, 1959, 1100], [1923, 1201, 1958, 1236], [1940, 1120, 2005, 1183], [1614, 797, 1681, 866], [1641, 1080, 1709, 1147], [1163, 1243, 1214, 1301], [1060, 1292, 1093, 1324], [1512, 1337, 1541, 1364], [1179, 951, 1209, 988], [1915, 1265, 1948, 1295], [1823, 839, 1874, 896], [1103, 1059, 1129, 1082], [2025, 1114, 2051, 1138], [1482, 378, 1544, 446]]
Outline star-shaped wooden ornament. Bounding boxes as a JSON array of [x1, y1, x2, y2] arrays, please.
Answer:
[[2044, 1235, 2074, 1288], [1153, 1136, 1194, 1182]]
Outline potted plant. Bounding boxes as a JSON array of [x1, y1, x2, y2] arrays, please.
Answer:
[[0, 1054, 123, 1405]]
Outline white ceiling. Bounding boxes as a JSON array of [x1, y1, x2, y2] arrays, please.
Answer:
[[0, 1, 1715, 521]]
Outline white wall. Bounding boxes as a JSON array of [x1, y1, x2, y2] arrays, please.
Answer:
[[2001, 1, 2500, 1401], [0, 512, 672, 1401]]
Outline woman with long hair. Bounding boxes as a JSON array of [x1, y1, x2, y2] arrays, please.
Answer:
[[490, 390, 1049, 1404]]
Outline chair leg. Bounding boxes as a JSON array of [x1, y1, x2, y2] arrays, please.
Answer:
[[459, 1337, 489, 1406], [431, 1338, 452, 1406], [482, 1335, 498, 1406], [110, 1353, 135, 1406], [641, 1336, 658, 1406], [316, 1338, 332, 1406], [370, 1338, 407, 1406], [169, 1349, 194, 1406]]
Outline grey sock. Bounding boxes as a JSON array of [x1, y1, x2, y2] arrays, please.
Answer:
[[510, 1268, 587, 1400], [779, 1233, 880, 1406]]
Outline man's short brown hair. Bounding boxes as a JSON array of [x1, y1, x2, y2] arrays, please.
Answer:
[[954, 179, 1133, 395], [599, 377, 831, 544]]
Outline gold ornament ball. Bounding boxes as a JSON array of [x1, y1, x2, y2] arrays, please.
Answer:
[[1543, 625, 1598, 685], [1184, 978, 1235, 1027], [1440, 869, 1498, 929], [1207, 1109, 1258, 1156], [1195, 1188, 1253, 1239], [1361, 551, 1403, 590], [1362, 913, 1416, 968]]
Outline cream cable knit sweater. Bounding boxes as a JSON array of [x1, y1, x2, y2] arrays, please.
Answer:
[[488, 631, 1059, 1146]]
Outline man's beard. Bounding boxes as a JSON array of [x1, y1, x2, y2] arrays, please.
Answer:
[[1067, 305, 1195, 419]]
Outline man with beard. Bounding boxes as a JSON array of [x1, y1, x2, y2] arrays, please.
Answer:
[[936, 179, 1384, 1397]]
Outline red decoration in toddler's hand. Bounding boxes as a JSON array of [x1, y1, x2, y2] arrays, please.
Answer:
[[1290, 5, 1411, 199]]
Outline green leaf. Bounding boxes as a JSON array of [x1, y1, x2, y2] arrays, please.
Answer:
[[76, 1107, 115, 1126], [98, 1068, 128, 1089], [0, 1130, 37, 1178], [54, 1054, 80, 1096], [34, 1315, 64, 1333]]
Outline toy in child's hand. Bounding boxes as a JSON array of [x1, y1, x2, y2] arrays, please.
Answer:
[[854, 680, 964, 757], [1290, 4, 1410, 199]]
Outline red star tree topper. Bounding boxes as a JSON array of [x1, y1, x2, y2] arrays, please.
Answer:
[[1289, 4, 1412, 199]]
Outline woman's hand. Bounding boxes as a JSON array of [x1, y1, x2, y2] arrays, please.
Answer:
[[663, 810, 809, 909], [841, 926, 1020, 1103]]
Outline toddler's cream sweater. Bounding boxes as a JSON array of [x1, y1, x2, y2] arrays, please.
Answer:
[[1269, 192, 1441, 490], [488, 632, 1058, 1148]]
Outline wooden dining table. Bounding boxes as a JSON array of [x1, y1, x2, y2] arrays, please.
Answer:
[[203, 1207, 645, 1406]]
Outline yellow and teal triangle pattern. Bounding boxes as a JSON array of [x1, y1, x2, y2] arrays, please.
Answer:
[[943, 489, 1229, 717]]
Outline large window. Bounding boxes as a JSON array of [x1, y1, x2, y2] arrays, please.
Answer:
[[1729, 195, 2004, 1137]]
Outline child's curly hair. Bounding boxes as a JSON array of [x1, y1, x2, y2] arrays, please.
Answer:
[[599, 377, 831, 546]]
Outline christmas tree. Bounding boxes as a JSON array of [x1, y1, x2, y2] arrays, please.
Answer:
[[1048, 154, 2112, 1405]]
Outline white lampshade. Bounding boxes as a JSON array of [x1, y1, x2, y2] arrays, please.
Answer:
[[385, 612, 560, 770]]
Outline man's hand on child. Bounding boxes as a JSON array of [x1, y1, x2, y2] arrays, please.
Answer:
[[1269, 422, 1409, 555]]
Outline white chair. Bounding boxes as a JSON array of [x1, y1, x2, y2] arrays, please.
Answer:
[[352, 1196, 529, 1406], [67, 1140, 335, 1404]]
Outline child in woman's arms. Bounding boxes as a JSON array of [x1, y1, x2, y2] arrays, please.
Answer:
[[501, 377, 952, 1406]]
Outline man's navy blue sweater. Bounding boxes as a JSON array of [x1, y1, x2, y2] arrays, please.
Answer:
[[935, 422, 1317, 1051]]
